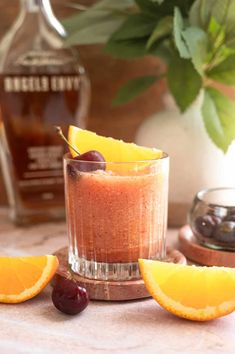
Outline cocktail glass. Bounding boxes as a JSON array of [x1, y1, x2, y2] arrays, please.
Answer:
[[64, 153, 169, 281]]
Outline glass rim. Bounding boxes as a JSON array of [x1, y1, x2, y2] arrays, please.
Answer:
[[196, 187, 235, 208], [63, 151, 169, 164]]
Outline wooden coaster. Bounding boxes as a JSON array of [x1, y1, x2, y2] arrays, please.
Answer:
[[53, 247, 186, 301], [179, 225, 235, 267]]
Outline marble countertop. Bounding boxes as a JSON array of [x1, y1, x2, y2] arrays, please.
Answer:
[[0, 208, 235, 354]]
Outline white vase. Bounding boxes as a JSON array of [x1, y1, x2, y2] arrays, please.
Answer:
[[135, 92, 235, 226]]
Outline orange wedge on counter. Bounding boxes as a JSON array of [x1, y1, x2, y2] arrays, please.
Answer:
[[139, 259, 235, 321], [68, 125, 162, 162], [0, 255, 58, 303]]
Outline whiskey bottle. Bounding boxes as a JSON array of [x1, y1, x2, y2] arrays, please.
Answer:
[[0, 0, 90, 224]]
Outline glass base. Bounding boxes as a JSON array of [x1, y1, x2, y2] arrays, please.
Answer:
[[69, 253, 141, 281]]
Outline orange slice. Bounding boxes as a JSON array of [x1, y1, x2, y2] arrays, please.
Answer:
[[68, 126, 162, 162], [139, 259, 235, 321], [0, 255, 58, 303]]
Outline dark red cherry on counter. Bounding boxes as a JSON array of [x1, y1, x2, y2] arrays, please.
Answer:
[[52, 277, 89, 315]]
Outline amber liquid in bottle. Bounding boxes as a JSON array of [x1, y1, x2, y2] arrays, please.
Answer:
[[0, 0, 90, 224]]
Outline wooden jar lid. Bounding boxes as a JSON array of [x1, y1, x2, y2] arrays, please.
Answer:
[[53, 247, 186, 301], [179, 225, 235, 267]]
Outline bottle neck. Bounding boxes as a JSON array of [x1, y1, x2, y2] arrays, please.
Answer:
[[20, 0, 50, 13], [20, 0, 66, 37]]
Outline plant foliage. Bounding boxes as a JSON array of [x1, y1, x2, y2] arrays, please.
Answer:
[[64, 0, 235, 153]]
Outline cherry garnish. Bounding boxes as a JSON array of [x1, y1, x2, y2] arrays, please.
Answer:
[[52, 277, 89, 315], [55, 126, 106, 176], [74, 150, 105, 172]]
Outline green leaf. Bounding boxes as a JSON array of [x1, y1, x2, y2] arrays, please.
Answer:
[[182, 27, 208, 75], [111, 14, 157, 41], [208, 16, 225, 49], [64, 3, 87, 11], [167, 55, 202, 112], [63, 11, 108, 34], [105, 37, 148, 59], [134, 0, 160, 17], [212, 0, 235, 34], [201, 88, 235, 153], [208, 16, 222, 37], [65, 17, 127, 45], [112, 76, 158, 105], [63, 0, 133, 38], [147, 16, 173, 49], [189, 0, 217, 27], [105, 14, 173, 60], [97, 0, 134, 8], [189, 0, 235, 33], [226, 37, 235, 49], [173, 7, 191, 59], [135, 0, 193, 17], [206, 16, 235, 65], [189, 0, 201, 26], [149, 43, 173, 63], [157, 0, 194, 16], [208, 55, 235, 85]]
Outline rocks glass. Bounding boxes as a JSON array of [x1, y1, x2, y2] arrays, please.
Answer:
[[189, 187, 235, 250], [64, 153, 169, 281]]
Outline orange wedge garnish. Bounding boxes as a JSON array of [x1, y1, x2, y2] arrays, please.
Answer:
[[68, 126, 162, 162], [0, 255, 58, 303], [139, 259, 235, 321]]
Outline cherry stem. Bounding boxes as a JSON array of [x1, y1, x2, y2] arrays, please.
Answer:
[[55, 126, 80, 156]]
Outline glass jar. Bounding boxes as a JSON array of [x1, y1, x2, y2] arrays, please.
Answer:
[[189, 187, 235, 250]]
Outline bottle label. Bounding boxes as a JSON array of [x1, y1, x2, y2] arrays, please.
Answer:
[[2, 75, 81, 93], [19, 145, 64, 185]]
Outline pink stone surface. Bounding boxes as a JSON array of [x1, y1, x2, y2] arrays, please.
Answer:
[[0, 208, 235, 354]]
